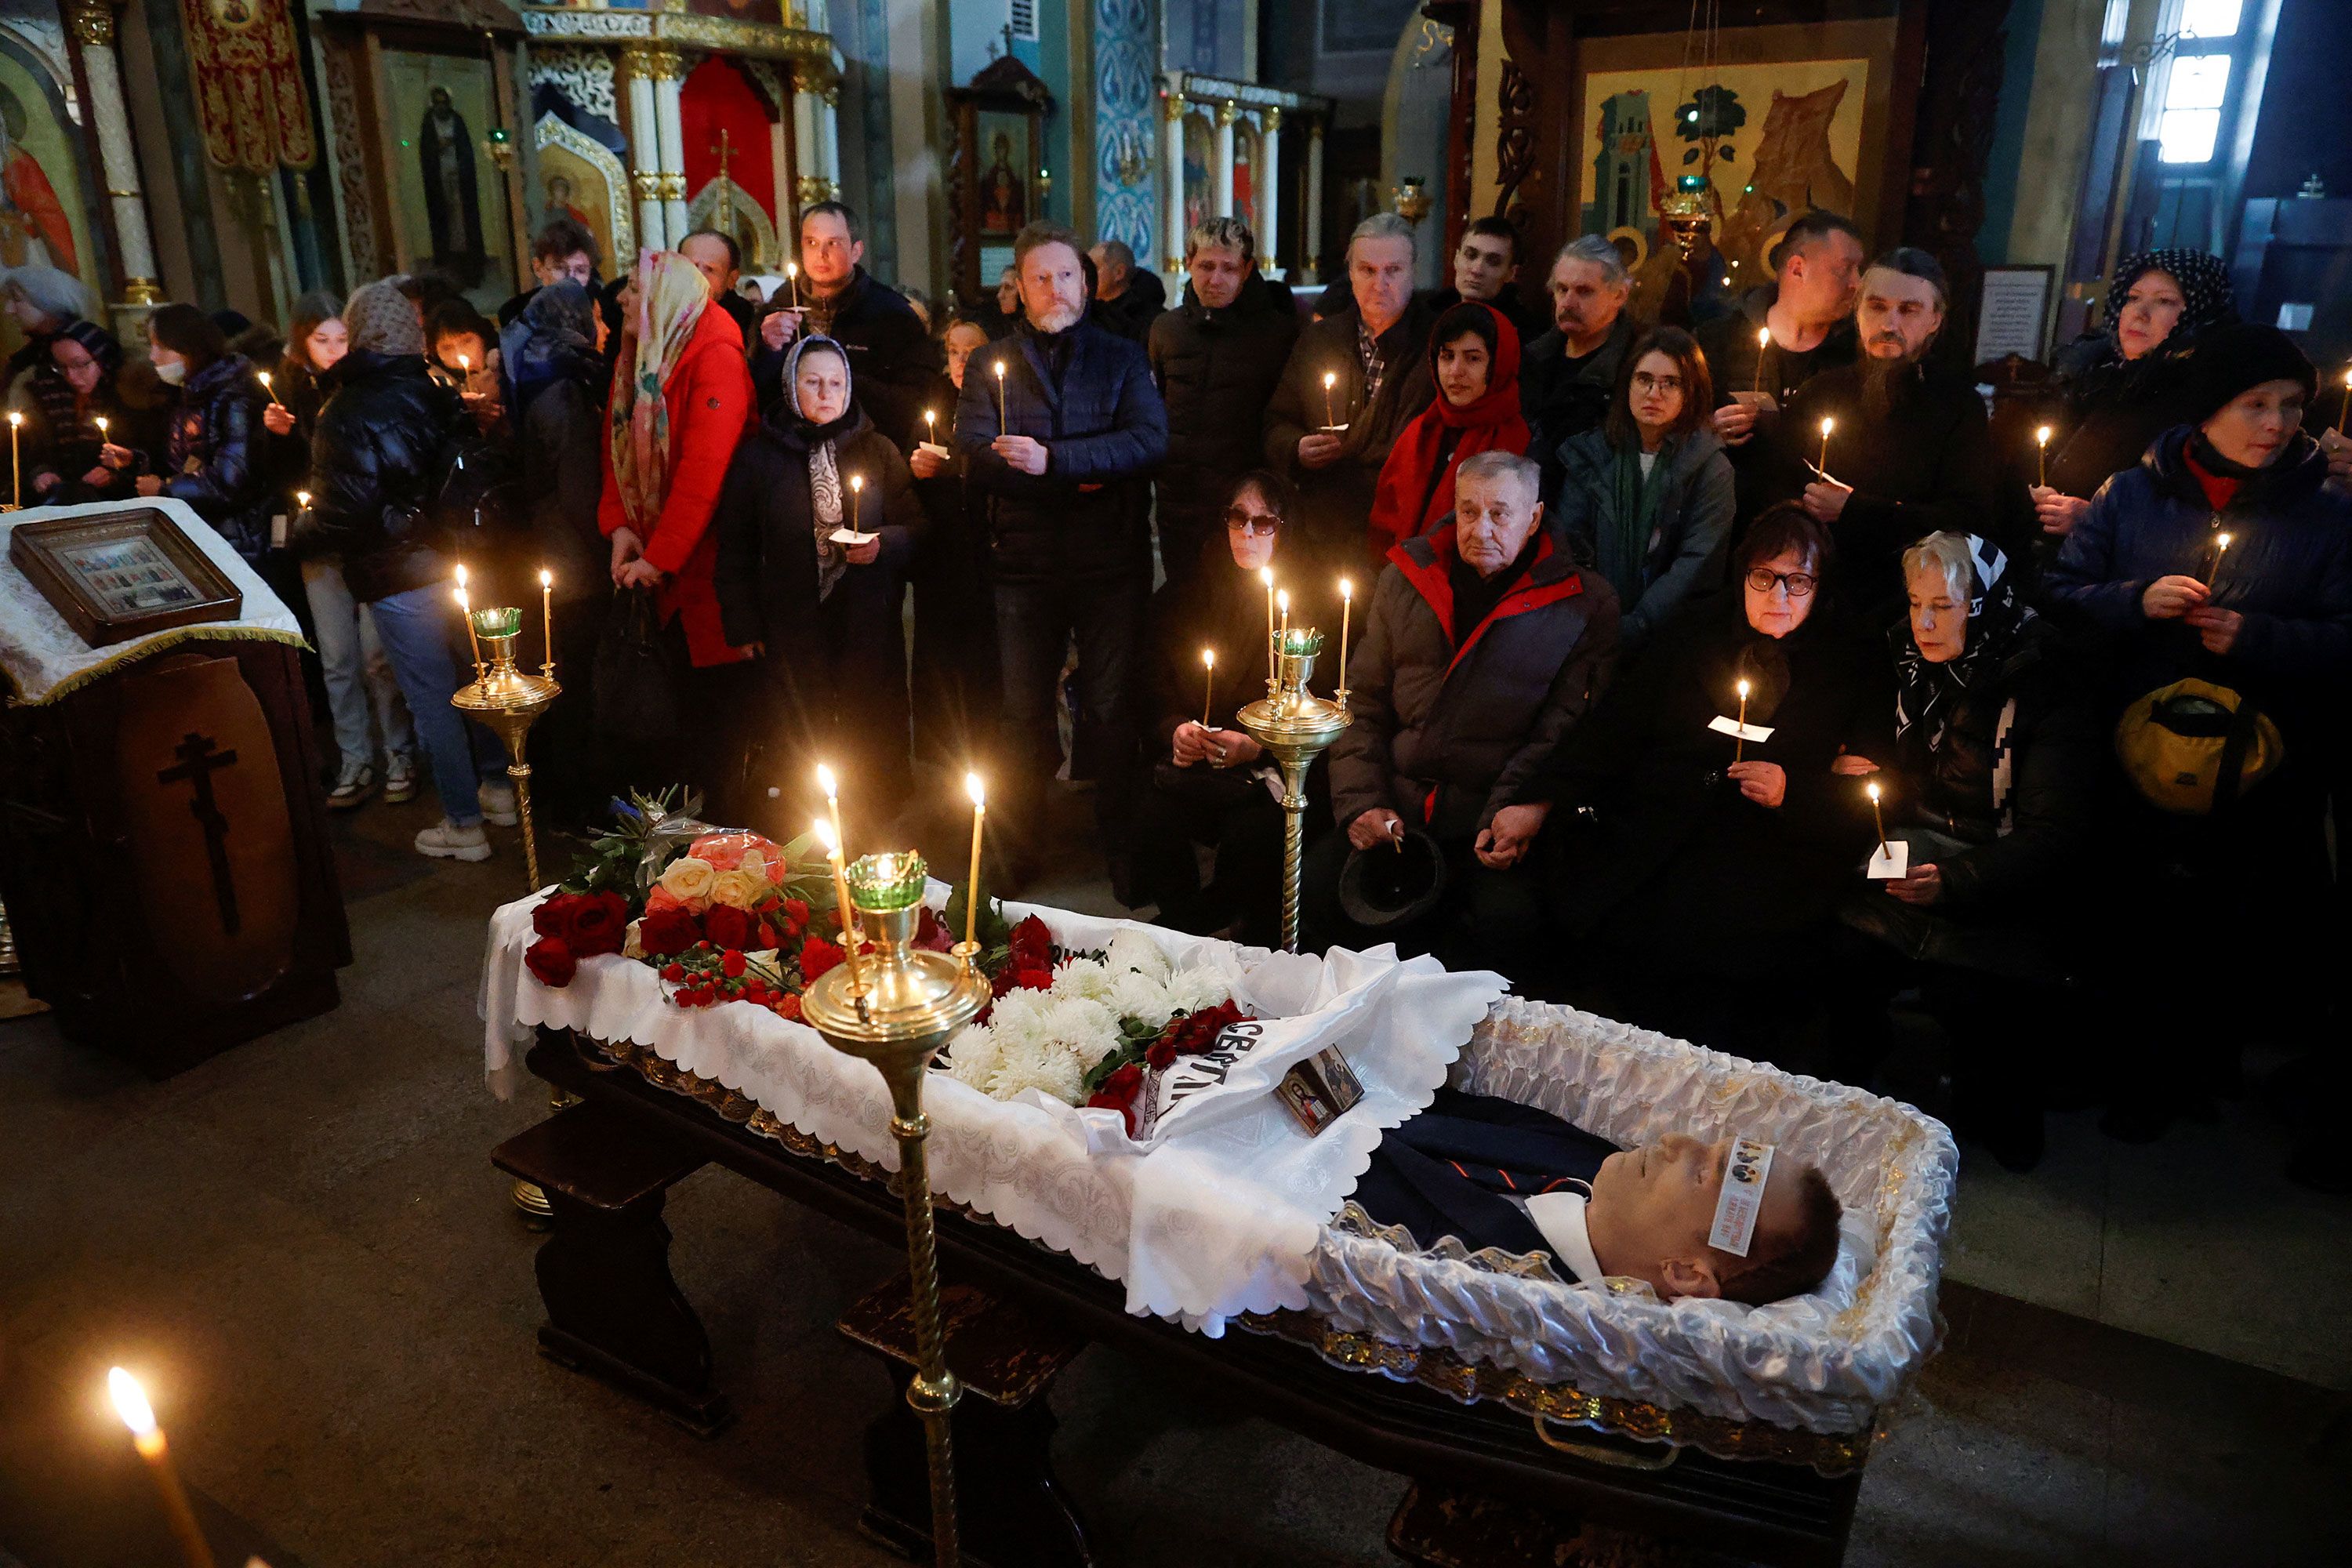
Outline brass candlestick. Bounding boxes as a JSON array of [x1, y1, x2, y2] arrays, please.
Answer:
[[801, 852, 992, 1568], [450, 606, 560, 892], [1237, 629, 1351, 952]]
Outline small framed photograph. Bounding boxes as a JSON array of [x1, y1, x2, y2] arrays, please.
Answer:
[[7, 506, 242, 648], [1276, 1045, 1366, 1137]]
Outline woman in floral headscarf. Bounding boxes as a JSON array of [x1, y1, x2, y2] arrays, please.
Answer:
[[2035, 248, 2238, 538], [597, 250, 757, 799]]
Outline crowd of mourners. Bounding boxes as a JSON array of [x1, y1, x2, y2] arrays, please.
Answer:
[[12, 194, 2346, 1189]]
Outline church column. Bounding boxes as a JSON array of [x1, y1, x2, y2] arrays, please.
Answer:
[[67, 1, 162, 319], [817, 69, 843, 200], [1302, 118, 1326, 286], [1255, 107, 1282, 281], [790, 63, 833, 214], [1213, 100, 1237, 219], [651, 46, 691, 247], [1160, 92, 1186, 274], [623, 45, 666, 251]]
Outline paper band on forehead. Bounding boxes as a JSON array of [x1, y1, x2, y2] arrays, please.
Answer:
[[1708, 1136, 1777, 1258]]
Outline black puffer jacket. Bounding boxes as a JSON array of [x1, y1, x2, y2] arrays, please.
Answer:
[[304, 349, 468, 604], [1148, 272, 1300, 543], [160, 354, 272, 563]]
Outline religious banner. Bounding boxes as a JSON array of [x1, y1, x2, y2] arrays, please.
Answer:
[[178, 0, 317, 172]]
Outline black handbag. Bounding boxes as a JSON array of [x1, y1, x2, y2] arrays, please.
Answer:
[[593, 586, 680, 746]]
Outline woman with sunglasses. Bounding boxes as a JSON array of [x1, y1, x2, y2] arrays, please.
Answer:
[[1131, 470, 1305, 942], [1521, 503, 1890, 1060]]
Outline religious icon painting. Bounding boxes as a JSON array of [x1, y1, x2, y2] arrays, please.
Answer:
[[977, 111, 1030, 237], [6, 509, 242, 648], [380, 51, 515, 310], [0, 48, 101, 351]]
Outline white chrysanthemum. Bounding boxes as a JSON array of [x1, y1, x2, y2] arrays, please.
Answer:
[[1109, 967, 1177, 1029], [1018, 1044, 1089, 1105], [942, 1024, 1003, 1091], [1033, 995, 1116, 1056], [1104, 929, 1173, 983], [986, 985, 1048, 1039], [1053, 956, 1118, 1004], [1161, 965, 1234, 1014], [985, 1031, 1063, 1100]]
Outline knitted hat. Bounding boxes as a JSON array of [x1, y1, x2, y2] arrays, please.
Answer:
[[343, 276, 424, 356], [2179, 321, 2316, 423]]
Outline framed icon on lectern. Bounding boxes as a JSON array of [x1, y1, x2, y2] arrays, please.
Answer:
[[7, 507, 243, 648]]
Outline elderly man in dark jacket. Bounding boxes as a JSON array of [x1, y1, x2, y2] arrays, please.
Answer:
[[1302, 449, 1619, 978], [958, 220, 1170, 886], [1149, 216, 1300, 594], [754, 201, 941, 447], [1265, 212, 1436, 574]]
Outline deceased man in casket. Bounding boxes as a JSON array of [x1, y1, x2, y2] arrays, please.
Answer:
[[1355, 1089, 1843, 1306]]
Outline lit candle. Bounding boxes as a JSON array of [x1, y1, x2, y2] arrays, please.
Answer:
[[539, 568, 554, 673], [1753, 326, 1769, 395], [2034, 424, 2053, 488], [1338, 577, 1352, 695], [787, 260, 800, 310], [2339, 368, 2351, 436], [962, 771, 986, 956], [108, 1368, 216, 1568], [8, 410, 20, 508], [1276, 589, 1290, 686], [1322, 369, 1338, 428], [1867, 780, 1888, 858], [455, 584, 482, 671], [1734, 677, 1751, 763], [1260, 566, 1276, 686], [812, 817, 866, 994], [2206, 531, 2232, 585], [1200, 647, 1216, 727], [96, 415, 109, 440], [849, 472, 863, 535], [924, 408, 938, 446], [296, 489, 310, 514], [818, 762, 848, 870], [1817, 416, 1834, 475], [257, 368, 281, 408], [456, 354, 469, 377], [993, 359, 1007, 429]]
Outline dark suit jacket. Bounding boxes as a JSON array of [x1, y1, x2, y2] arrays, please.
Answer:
[[1351, 1088, 1619, 1260]]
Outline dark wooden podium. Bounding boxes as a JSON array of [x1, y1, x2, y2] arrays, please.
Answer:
[[0, 640, 350, 1073]]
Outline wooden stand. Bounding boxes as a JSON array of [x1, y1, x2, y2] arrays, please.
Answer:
[[0, 642, 348, 1073]]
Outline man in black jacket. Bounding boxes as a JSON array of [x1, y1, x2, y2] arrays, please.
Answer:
[[1775, 249, 2016, 612], [1088, 238, 1168, 346], [754, 200, 940, 445], [958, 221, 1170, 884], [1265, 212, 1436, 574], [1425, 216, 1543, 343], [1519, 235, 1640, 502], [1149, 215, 1300, 593]]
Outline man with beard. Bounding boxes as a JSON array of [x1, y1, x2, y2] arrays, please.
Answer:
[[958, 220, 1168, 891], [1777, 249, 2013, 612], [1519, 235, 1639, 501], [755, 201, 940, 446]]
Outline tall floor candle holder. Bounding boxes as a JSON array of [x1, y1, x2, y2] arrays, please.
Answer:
[[801, 852, 992, 1568], [454, 604, 564, 1221], [1236, 629, 1351, 952]]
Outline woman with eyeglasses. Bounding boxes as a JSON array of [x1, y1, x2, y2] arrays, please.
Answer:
[[1521, 503, 1890, 1058], [1131, 470, 1305, 942], [1545, 325, 1733, 656]]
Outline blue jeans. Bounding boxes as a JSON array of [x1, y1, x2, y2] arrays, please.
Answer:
[[365, 582, 510, 826], [302, 557, 414, 775]]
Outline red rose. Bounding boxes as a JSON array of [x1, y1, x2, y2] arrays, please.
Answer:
[[1007, 914, 1053, 967], [721, 949, 747, 978], [531, 893, 582, 941], [1085, 1062, 1147, 1137], [800, 935, 844, 982], [568, 891, 629, 957], [1145, 1035, 1178, 1071], [784, 898, 811, 929], [705, 905, 757, 952], [524, 936, 577, 987], [640, 904, 702, 956]]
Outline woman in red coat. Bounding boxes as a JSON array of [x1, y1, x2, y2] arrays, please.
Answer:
[[601, 250, 757, 811]]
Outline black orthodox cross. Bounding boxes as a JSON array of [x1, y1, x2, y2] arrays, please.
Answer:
[[157, 730, 241, 934]]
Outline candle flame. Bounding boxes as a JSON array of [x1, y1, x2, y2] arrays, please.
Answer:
[[1323, 371, 1336, 389], [96, 416, 108, 432], [454, 563, 469, 589], [1757, 328, 1769, 347], [1202, 647, 1214, 669], [850, 474, 864, 492], [993, 361, 1005, 378], [812, 817, 838, 855], [108, 1367, 157, 1437], [786, 262, 798, 278], [2216, 532, 2232, 550], [925, 408, 936, 426], [7, 412, 19, 427], [1867, 781, 1881, 802], [454, 586, 470, 612], [1819, 416, 1835, 437], [1258, 567, 1273, 589], [816, 763, 839, 801], [539, 568, 553, 588], [1737, 678, 1750, 699], [964, 771, 985, 808], [1340, 577, 1352, 601], [256, 371, 271, 388], [2035, 425, 2053, 446], [1276, 590, 1289, 612], [296, 490, 310, 507]]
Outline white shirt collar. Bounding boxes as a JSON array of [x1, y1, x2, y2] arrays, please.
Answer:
[[1523, 1189, 1607, 1287]]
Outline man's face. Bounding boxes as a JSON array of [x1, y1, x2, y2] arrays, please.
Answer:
[[1349, 235, 1415, 328], [1783, 230, 1865, 323], [800, 212, 862, 289], [1548, 257, 1626, 343], [1188, 242, 1250, 310], [1588, 1134, 1813, 1300], [1454, 472, 1541, 577], [1087, 244, 1129, 300], [533, 249, 594, 289], [679, 234, 739, 299], [1856, 267, 1943, 365], [996, 268, 1021, 313], [1453, 232, 1518, 304], [1020, 241, 1087, 334]]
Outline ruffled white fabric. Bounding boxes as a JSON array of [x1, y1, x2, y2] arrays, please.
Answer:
[[1301, 997, 1956, 1435], [481, 894, 1505, 1331]]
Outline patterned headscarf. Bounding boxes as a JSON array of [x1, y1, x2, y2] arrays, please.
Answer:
[[1893, 534, 2036, 757], [607, 251, 712, 532], [784, 332, 855, 600], [2107, 249, 2236, 363], [343, 276, 423, 356]]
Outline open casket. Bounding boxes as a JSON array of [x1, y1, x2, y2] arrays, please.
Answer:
[[483, 896, 1954, 1480]]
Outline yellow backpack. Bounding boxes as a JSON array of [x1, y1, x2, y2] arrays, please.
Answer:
[[2114, 678, 2283, 815]]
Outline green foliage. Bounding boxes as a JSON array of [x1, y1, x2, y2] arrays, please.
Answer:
[[1674, 85, 1747, 144], [558, 786, 705, 897]]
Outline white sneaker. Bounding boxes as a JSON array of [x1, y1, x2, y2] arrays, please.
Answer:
[[382, 753, 419, 804], [416, 818, 492, 862], [477, 779, 520, 826], [326, 760, 376, 810]]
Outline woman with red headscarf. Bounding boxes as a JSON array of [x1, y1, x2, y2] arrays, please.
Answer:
[[1366, 301, 1529, 565], [600, 250, 757, 807]]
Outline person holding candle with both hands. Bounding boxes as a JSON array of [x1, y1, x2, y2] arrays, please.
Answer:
[[905, 317, 1003, 771]]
